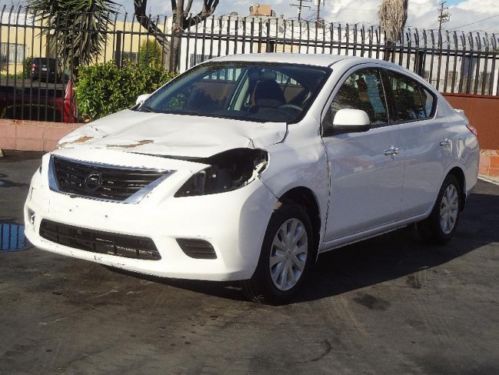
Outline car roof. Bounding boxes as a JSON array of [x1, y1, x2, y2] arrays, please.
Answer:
[[209, 53, 396, 68]]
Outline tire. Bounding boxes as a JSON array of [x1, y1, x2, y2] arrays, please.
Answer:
[[416, 174, 462, 244], [242, 203, 316, 304]]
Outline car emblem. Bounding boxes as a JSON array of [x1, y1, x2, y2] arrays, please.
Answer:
[[84, 172, 103, 192]]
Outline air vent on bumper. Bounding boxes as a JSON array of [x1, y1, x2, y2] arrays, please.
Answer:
[[176, 238, 217, 259], [40, 219, 161, 260]]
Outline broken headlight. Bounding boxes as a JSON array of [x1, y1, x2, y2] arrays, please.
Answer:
[[175, 148, 268, 197]]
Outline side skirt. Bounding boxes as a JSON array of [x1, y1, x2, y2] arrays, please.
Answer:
[[318, 214, 429, 254]]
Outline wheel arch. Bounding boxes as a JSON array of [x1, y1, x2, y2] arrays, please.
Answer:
[[278, 186, 322, 252], [445, 166, 466, 210]]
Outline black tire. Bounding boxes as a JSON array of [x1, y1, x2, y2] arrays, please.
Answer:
[[242, 203, 316, 304], [416, 174, 462, 245]]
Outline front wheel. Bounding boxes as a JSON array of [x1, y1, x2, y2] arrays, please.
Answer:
[[417, 174, 462, 244], [242, 203, 315, 304]]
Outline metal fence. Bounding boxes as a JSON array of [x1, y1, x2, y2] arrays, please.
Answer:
[[0, 5, 497, 123]]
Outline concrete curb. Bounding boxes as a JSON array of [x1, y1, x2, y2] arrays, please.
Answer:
[[478, 175, 499, 186]]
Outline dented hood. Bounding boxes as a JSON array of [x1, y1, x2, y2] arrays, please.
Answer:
[[59, 109, 287, 157]]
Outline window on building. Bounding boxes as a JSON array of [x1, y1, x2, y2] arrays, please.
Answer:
[[121, 51, 138, 63], [0, 43, 25, 67]]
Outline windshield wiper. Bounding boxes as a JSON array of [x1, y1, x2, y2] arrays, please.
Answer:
[[137, 104, 156, 113]]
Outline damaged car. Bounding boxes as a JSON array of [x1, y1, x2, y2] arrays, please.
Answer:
[[24, 54, 479, 303]]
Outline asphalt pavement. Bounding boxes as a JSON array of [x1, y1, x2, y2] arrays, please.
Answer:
[[1, 151, 498, 374]]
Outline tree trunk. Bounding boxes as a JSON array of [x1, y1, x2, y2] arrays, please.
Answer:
[[134, 0, 219, 72], [169, 0, 185, 72], [383, 40, 393, 62], [134, 0, 171, 70]]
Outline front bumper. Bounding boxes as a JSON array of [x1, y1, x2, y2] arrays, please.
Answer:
[[24, 153, 277, 282]]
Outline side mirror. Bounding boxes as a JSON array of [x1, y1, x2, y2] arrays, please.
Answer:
[[136, 93, 151, 106], [332, 109, 371, 133]]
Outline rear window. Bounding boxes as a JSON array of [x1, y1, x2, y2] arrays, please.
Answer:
[[385, 71, 436, 122]]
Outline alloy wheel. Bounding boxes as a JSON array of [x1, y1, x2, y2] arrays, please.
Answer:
[[439, 184, 459, 234], [269, 218, 308, 291]]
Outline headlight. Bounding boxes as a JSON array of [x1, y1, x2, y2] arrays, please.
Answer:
[[175, 148, 268, 197]]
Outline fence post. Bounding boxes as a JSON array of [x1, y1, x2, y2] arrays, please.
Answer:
[[415, 50, 425, 77], [114, 30, 122, 67]]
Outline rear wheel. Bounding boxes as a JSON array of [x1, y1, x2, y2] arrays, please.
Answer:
[[242, 203, 315, 304], [417, 174, 462, 244]]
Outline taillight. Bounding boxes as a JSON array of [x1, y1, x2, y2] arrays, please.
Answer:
[[466, 124, 478, 137], [31, 63, 37, 72]]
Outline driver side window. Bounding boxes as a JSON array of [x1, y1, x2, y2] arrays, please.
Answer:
[[323, 69, 388, 134]]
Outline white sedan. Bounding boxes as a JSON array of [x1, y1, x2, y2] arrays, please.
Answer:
[[24, 54, 479, 303]]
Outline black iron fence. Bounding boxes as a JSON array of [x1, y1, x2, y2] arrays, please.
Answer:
[[0, 5, 497, 123]]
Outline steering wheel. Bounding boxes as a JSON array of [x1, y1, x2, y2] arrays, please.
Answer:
[[278, 104, 302, 112]]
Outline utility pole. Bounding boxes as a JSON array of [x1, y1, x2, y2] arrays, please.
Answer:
[[437, 1, 450, 33], [315, 0, 323, 26], [291, 0, 311, 21]]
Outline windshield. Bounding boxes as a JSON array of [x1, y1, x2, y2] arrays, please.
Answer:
[[136, 62, 331, 123]]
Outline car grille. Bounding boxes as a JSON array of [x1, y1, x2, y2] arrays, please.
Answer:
[[39, 219, 161, 260], [51, 156, 168, 202]]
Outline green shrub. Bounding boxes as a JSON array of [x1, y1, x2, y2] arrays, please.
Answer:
[[75, 62, 176, 121], [23, 57, 33, 78], [138, 40, 163, 68]]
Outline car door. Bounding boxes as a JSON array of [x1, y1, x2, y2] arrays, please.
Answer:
[[382, 69, 447, 219], [321, 67, 404, 243]]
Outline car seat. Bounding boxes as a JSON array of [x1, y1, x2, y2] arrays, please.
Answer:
[[251, 79, 285, 109]]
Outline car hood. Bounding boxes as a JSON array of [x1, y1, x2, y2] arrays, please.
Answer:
[[58, 110, 288, 158]]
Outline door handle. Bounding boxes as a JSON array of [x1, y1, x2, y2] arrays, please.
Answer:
[[384, 146, 400, 156], [440, 138, 451, 147]]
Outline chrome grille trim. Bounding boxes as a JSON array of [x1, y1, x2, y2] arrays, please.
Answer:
[[49, 155, 174, 204]]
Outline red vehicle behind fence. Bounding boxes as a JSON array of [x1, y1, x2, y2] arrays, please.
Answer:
[[0, 79, 77, 123]]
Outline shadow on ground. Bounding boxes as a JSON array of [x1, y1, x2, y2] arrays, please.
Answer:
[[108, 189, 499, 304]]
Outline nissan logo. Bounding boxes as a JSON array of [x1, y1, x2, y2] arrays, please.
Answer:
[[84, 172, 103, 192]]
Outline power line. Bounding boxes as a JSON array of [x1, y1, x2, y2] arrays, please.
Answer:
[[449, 14, 499, 30]]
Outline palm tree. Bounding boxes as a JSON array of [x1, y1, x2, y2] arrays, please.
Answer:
[[29, 0, 118, 77], [378, 0, 408, 61]]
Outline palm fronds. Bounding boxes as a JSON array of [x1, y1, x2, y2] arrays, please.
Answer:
[[29, 0, 118, 74]]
